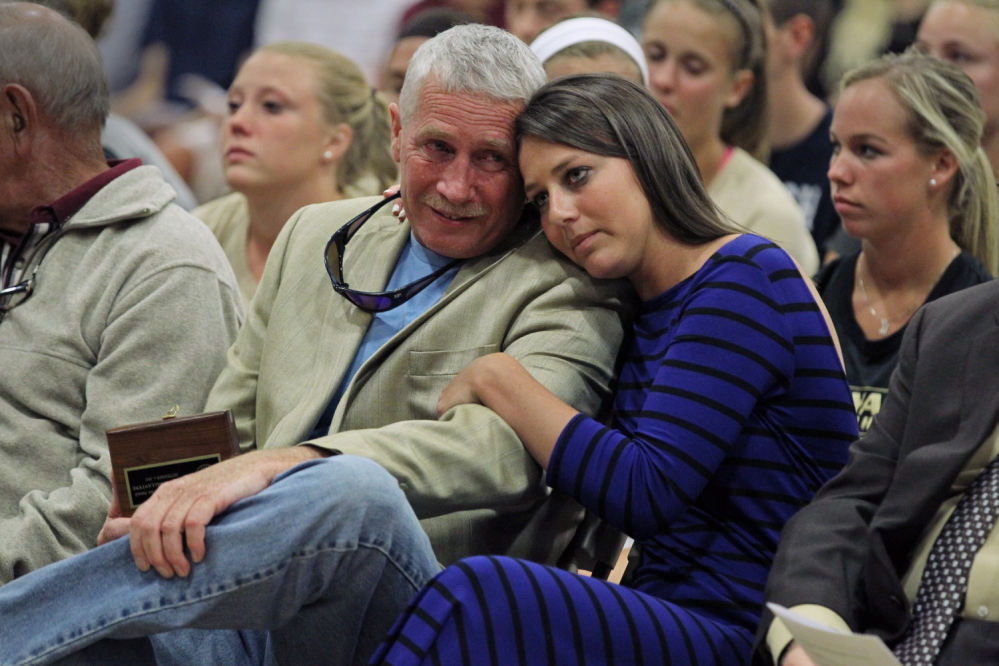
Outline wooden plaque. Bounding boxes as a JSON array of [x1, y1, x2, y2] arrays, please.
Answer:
[[106, 410, 239, 516]]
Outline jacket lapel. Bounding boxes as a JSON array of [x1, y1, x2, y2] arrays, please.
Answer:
[[300, 213, 410, 430], [865, 307, 999, 640], [958, 311, 999, 439], [894, 314, 999, 537], [345, 217, 541, 378], [327, 218, 542, 430]]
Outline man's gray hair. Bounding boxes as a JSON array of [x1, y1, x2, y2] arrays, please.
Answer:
[[399, 23, 547, 121], [0, 3, 109, 136]]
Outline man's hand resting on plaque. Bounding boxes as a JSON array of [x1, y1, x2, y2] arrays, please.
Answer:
[[125, 447, 325, 579]]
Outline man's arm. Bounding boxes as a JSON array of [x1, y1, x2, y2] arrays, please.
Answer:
[[126, 445, 324, 578], [756, 306, 926, 663], [0, 262, 241, 583], [122, 204, 307, 577], [305, 263, 629, 518], [778, 643, 820, 666], [127, 216, 630, 577]]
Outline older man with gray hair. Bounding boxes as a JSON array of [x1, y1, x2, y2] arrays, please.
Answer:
[[0, 3, 241, 584], [0, 21, 630, 666]]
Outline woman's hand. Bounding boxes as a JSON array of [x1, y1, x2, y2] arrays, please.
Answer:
[[438, 353, 578, 469], [438, 353, 511, 416], [383, 186, 406, 221]]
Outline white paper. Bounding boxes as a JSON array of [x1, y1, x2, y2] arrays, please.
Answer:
[[767, 603, 903, 666]]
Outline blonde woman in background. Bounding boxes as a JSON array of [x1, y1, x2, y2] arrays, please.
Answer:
[[917, 0, 999, 175], [825, 0, 999, 263], [816, 50, 996, 436], [195, 42, 396, 304], [642, 0, 820, 274]]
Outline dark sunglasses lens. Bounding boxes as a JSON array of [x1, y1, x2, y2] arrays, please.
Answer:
[[347, 291, 394, 312], [0, 283, 30, 311], [331, 248, 344, 284], [325, 233, 347, 284], [346, 211, 370, 238]]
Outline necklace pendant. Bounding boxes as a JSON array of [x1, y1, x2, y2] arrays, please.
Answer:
[[878, 319, 890, 336]]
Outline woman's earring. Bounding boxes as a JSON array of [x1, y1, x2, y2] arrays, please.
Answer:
[[323, 150, 334, 161], [930, 178, 938, 187]]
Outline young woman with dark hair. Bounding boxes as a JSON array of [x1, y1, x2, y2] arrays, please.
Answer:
[[369, 73, 858, 666]]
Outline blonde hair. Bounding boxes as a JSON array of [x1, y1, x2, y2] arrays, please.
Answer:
[[259, 42, 397, 195], [645, 0, 770, 160], [843, 50, 999, 275]]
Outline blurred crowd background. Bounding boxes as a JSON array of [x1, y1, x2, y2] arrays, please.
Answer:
[[74, 0, 931, 212]]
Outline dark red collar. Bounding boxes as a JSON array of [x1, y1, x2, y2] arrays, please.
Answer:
[[28, 158, 142, 227]]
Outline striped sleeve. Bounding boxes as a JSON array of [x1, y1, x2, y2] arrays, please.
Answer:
[[548, 257, 797, 539]]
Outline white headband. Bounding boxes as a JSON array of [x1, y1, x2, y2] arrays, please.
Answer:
[[529, 17, 649, 86]]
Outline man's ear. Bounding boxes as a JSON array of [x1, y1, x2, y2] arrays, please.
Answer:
[[389, 102, 402, 164], [784, 14, 816, 62], [1, 83, 37, 152]]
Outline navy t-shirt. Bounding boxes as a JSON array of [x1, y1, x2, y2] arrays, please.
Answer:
[[769, 108, 839, 254]]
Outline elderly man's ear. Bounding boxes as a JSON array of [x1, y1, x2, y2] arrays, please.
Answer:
[[1, 84, 35, 149]]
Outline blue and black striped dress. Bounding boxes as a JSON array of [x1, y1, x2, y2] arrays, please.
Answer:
[[371, 236, 859, 665]]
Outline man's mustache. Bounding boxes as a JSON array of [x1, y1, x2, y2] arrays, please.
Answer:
[[420, 194, 489, 219]]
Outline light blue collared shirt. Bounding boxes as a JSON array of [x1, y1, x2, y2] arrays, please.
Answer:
[[308, 232, 461, 438]]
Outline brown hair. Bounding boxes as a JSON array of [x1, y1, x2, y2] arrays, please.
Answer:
[[517, 73, 738, 244]]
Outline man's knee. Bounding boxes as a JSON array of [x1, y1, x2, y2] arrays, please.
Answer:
[[273, 455, 407, 510], [255, 455, 420, 550]]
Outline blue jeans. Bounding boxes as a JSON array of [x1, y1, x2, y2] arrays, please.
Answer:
[[0, 456, 441, 666]]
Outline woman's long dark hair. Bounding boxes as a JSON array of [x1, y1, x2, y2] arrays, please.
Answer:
[[516, 73, 738, 244]]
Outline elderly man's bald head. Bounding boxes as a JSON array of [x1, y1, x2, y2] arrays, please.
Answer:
[[0, 2, 109, 141]]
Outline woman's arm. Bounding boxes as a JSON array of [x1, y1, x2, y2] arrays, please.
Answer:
[[438, 352, 578, 469]]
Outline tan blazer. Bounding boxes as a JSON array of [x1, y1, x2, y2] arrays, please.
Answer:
[[206, 197, 632, 566]]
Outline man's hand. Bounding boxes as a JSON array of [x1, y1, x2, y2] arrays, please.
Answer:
[[780, 643, 819, 666], [128, 447, 324, 578], [97, 490, 130, 545]]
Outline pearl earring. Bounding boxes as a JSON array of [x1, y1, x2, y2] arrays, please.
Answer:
[[930, 178, 938, 187], [323, 150, 333, 161]]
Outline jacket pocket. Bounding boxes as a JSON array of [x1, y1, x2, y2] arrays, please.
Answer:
[[408, 344, 501, 377], [408, 345, 501, 418]]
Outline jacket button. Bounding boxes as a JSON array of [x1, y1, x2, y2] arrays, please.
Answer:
[[889, 595, 903, 607], [399, 482, 409, 492]]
